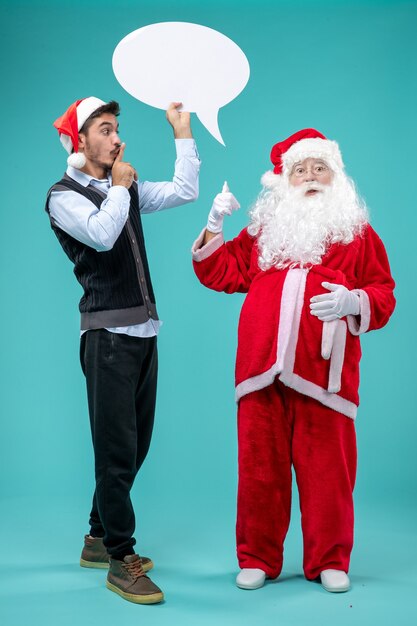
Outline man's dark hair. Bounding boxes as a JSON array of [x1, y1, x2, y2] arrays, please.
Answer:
[[79, 101, 120, 135]]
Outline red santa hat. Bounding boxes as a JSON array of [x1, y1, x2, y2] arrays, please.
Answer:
[[53, 97, 107, 169], [261, 128, 344, 189]]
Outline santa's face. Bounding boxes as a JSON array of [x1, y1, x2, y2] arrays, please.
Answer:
[[289, 158, 333, 194], [78, 113, 122, 175], [248, 161, 368, 270]]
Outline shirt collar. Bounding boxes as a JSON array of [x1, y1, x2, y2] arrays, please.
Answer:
[[67, 165, 112, 187]]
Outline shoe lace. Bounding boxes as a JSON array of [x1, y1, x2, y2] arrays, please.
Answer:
[[123, 558, 145, 581]]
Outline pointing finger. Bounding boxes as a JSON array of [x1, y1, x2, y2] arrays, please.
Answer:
[[114, 143, 125, 162], [222, 181, 230, 193]]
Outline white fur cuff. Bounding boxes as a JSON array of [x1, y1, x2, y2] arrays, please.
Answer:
[[191, 229, 224, 261]]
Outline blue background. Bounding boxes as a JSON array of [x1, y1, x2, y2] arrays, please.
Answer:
[[1, 1, 416, 624]]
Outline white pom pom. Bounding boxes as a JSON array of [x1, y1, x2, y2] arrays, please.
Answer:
[[67, 152, 86, 169], [261, 170, 282, 190]]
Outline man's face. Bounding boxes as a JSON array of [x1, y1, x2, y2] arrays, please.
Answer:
[[289, 157, 333, 194], [78, 113, 121, 172]]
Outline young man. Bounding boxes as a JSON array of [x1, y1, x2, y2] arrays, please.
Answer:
[[192, 129, 395, 593], [46, 97, 200, 604]]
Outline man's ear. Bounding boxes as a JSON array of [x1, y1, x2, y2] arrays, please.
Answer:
[[78, 133, 86, 150]]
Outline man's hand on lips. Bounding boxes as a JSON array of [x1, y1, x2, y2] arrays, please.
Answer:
[[112, 143, 138, 189]]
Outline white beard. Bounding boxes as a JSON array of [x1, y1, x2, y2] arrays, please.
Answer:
[[248, 173, 369, 270]]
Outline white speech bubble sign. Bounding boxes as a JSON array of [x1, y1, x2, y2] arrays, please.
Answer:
[[112, 22, 250, 146]]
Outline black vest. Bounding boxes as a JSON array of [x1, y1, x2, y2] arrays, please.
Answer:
[[45, 174, 158, 330]]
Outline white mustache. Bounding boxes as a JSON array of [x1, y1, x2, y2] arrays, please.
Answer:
[[288, 181, 328, 201], [302, 182, 328, 192]]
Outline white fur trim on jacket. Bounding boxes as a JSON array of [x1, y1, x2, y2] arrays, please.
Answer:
[[321, 319, 347, 393], [347, 289, 371, 335], [235, 268, 358, 419], [192, 229, 224, 262]]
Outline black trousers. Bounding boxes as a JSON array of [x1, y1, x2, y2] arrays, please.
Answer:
[[80, 329, 158, 558]]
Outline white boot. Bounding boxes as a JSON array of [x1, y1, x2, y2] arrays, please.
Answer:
[[320, 569, 350, 593], [236, 568, 266, 590]]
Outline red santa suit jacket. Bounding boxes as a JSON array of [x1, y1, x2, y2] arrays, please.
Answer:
[[192, 225, 395, 419]]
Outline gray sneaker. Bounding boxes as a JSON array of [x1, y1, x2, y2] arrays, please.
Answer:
[[106, 554, 164, 604], [80, 536, 153, 572]]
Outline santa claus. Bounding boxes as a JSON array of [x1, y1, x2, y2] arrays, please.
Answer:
[[192, 129, 395, 593]]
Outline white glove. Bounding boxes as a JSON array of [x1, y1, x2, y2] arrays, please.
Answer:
[[207, 181, 240, 233], [310, 282, 360, 322]]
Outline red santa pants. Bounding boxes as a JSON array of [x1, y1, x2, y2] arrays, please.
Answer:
[[236, 379, 357, 580]]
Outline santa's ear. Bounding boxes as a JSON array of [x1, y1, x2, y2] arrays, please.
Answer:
[[261, 170, 283, 190]]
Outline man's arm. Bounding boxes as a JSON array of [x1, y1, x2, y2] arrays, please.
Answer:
[[166, 101, 193, 140], [139, 103, 200, 214], [49, 187, 130, 252]]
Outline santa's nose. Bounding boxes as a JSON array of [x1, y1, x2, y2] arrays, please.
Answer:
[[304, 169, 318, 181]]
